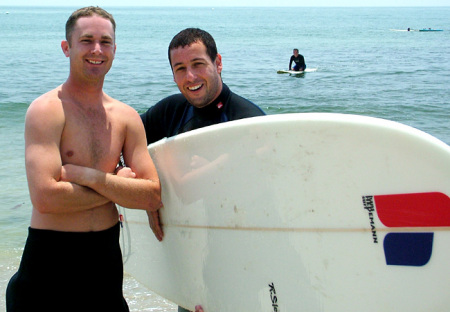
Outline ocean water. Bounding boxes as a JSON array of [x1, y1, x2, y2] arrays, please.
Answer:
[[0, 6, 449, 311]]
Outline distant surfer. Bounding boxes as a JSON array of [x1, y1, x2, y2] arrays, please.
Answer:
[[289, 48, 306, 71]]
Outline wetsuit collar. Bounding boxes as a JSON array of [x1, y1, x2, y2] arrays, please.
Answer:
[[193, 83, 230, 116]]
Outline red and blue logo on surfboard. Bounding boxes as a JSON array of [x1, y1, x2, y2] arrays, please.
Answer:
[[365, 192, 450, 266]]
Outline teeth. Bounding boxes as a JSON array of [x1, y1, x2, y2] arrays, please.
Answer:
[[188, 84, 202, 91], [88, 60, 102, 65]]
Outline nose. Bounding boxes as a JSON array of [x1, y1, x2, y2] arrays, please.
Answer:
[[185, 67, 196, 81], [92, 42, 102, 54]]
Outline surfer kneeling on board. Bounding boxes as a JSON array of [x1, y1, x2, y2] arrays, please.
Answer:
[[289, 48, 306, 71]]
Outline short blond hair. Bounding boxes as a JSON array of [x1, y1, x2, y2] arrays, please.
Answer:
[[65, 6, 116, 46]]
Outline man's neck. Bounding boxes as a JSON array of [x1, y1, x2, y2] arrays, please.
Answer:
[[63, 75, 105, 105]]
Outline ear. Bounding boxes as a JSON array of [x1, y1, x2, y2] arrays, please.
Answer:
[[61, 40, 70, 57], [215, 53, 223, 74]]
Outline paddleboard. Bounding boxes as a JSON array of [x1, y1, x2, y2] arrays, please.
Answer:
[[390, 29, 443, 32], [419, 29, 443, 32], [277, 68, 317, 75], [122, 113, 450, 312]]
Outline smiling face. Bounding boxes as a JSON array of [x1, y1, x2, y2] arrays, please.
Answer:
[[170, 41, 223, 108], [61, 14, 116, 83]]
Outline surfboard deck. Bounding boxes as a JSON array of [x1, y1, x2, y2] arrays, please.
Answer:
[[122, 113, 450, 312], [277, 68, 317, 74]]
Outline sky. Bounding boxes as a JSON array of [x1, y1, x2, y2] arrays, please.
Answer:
[[0, 0, 449, 7]]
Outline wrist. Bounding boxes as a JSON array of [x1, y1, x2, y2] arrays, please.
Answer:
[[81, 167, 104, 189]]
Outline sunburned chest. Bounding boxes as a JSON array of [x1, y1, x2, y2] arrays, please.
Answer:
[[60, 106, 125, 171]]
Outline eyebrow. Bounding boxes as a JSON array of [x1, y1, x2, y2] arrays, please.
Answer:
[[79, 33, 114, 41], [173, 57, 206, 68]]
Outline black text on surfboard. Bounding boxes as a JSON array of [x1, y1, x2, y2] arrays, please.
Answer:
[[362, 196, 379, 243], [268, 282, 279, 311]]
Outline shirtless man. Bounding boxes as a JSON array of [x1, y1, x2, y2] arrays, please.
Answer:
[[6, 7, 162, 312]]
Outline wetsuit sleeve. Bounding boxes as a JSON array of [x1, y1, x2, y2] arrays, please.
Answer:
[[289, 55, 294, 70], [141, 107, 157, 145], [140, 102, 168, 145], [140, 94, 188, 144], [300, 55, 306, 69]]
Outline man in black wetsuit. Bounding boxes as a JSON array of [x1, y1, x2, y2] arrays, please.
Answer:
[[142, 28, 265, 145], [140, 28, 265, 312], [289, 48, 306, 71]]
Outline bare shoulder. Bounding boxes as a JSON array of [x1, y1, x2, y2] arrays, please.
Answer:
[[25, 87, 66, 157], [26, 86, 65, 125], [105, 94, 141, 123]]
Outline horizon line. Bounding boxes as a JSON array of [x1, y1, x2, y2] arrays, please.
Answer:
[[1, 4, 449, 8]]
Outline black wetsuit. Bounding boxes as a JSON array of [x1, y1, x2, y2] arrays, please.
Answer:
[[289, 54, 306, 71], [141, 83, 265, 145], [6, 223, 129, 312]]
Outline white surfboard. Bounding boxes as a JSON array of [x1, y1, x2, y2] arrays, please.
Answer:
[[390, 29, 414, 32], [122, 113, 450, 312], [277, 68, 317, 74]]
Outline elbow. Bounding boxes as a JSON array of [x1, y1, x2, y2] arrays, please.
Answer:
[[31, 195, 56, 214], [28, 179, 63, 214], [29, 184, 62, 214]]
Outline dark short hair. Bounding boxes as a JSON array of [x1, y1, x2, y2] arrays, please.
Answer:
[[65, 6, 116, 46], [168, 28, 218, 66]]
